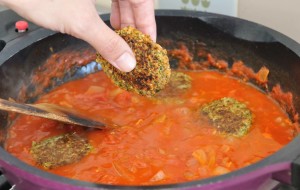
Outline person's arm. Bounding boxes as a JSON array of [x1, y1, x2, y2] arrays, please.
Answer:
[[0, 0, 156, 72]]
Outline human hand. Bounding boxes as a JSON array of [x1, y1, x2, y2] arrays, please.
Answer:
[[0, 0, 156, 72], [110, 0, 156, 42]]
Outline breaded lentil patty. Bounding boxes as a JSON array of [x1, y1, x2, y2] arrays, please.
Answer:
[[96, 26, 171, 96], [201, 97, 253, 137], [155, 71, 191, 98], [30, 133, 92, 169]]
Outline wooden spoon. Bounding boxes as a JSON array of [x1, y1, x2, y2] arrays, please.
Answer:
[[0, 99, 118, 129]]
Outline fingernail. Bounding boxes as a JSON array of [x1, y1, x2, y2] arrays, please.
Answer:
[[114, 52, 136, 72]]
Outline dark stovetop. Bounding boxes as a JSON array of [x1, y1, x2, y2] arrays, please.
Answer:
[[0, 9, 39, 53]]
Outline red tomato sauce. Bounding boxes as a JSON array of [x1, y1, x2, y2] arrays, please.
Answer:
[[5, 70, 296, 185]]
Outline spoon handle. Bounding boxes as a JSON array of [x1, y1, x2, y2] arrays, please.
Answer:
[[0, 99, 106, 128]]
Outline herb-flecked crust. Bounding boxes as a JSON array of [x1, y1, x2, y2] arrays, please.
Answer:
[[30, 133, 92, 169], [155, 71, 191, 98], [201, 97, 253, 137], [96, 26, 171, 96]]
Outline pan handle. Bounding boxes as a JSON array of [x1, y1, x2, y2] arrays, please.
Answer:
[[0, 169, 13, 189], [0, 40, 5, 53], [291, 155, 300, 188], [271, 156, 300, 189]]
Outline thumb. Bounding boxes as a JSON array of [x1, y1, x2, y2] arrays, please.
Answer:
[[79, 18, 136, 72]]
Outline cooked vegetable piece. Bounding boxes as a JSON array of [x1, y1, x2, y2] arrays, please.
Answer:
[[201, 97, 253, 137], [96, 26, 171, 96], [30, 133, 92, 169], [155, 71, 191, 98]]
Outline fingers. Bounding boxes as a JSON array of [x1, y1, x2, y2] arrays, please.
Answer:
[[130, 0, 156, 41], [118, 0, 135, 28], [110, 0, 156, 42], [4, 0, 136, 72], [110, 0, 135, 29], [110, 0, 121, 29], [79, 15, 136, 72]]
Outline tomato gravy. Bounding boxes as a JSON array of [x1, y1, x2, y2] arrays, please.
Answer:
[[5, 70, 296, 185]]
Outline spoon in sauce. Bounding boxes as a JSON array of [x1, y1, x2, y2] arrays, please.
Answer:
[[0, 98, 116, 129]]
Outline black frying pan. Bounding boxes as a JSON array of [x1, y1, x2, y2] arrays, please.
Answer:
[[0, 10, 300, 190]]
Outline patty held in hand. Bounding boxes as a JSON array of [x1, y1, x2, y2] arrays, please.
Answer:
[[201, 97, 253, 137], [30, 133, 92, 169], [96, 26, 171, 96]]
